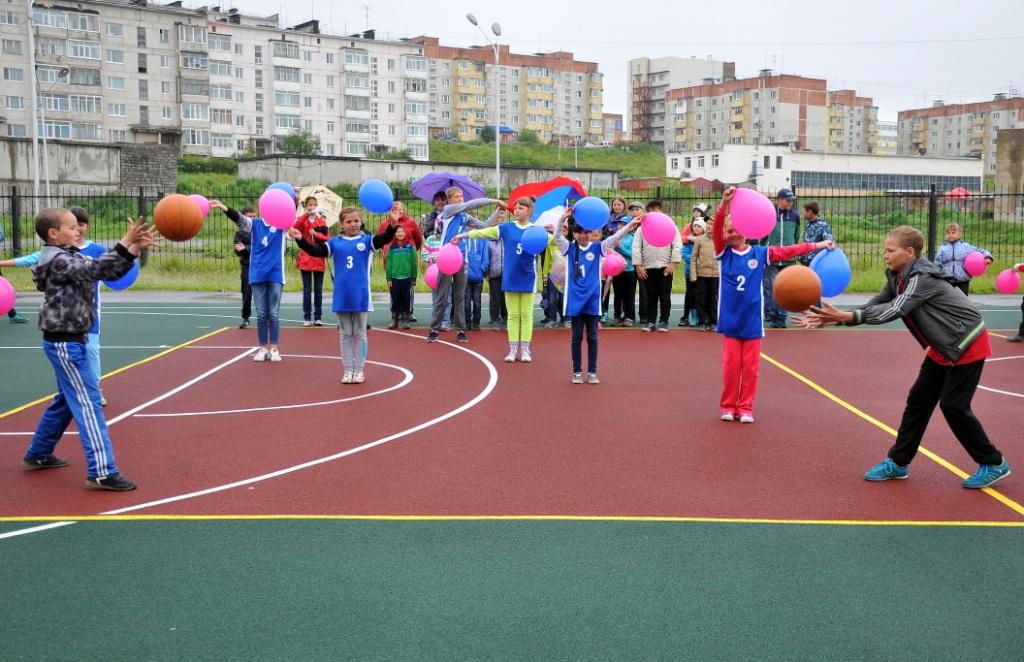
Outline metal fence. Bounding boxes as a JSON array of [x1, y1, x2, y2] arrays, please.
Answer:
[[3, 184, 1023, 273]]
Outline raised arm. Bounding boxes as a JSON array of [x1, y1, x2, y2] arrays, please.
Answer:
[[600, 219, 640, 254], [287, 227, 330, 257], [440, 198, 502, 220], [371, 223, 397, 250]]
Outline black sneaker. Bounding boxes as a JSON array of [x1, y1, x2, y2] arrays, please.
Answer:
[[1009, 334, 1024, 343], [678, 319, 690, 327], [22, 455, 69, 471], [86, 472, 137, 491], [239, 319, 250, 329], [456, 331, 468, 343], [426, 330, 439, 343], [471, 324, 481, 331], [409, 316, 418, 323]]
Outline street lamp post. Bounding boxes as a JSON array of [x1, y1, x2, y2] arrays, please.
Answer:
[[26, 0, 40, 212], [466, 13, 502, 198]]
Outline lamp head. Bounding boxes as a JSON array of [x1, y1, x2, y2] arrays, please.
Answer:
[[465, 13, 478, 26], [491, 22, 502, 36]]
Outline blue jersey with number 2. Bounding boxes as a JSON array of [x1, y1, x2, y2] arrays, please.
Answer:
[[328, 234, 374, 313], [717, 244, 768, 340]]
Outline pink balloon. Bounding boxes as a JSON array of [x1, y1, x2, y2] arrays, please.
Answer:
[[424, 263, 440, 289], [602, 252, 626, 277], [995, 268, 1021, 294], [963, 251, 987, 277], [259, 188, 297, 230], [0, 276, 15, 316], [640, 212, 677, 248], [437, 243, 464, 276], [730, 188, 777, 240], [188, 194, 210, 219]]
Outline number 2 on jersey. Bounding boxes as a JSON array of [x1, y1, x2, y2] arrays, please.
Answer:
[[736, 275, 746, 292]]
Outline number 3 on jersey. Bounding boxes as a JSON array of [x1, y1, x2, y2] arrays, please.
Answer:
[[346, 255, 354, 269]]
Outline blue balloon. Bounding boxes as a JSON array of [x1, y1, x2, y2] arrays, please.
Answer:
[[358, 179, 394, 214], [103, 261, 140, 291], [572, 197, 610, 231], [521, 225, 550, 255], [809, 246, 851, 298], [268, 181, 296, 200]]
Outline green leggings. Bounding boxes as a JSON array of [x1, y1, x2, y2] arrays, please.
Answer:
[[505, 292, 535, 343]]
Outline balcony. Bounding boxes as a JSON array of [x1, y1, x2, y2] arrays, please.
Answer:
[[730, 127, 744, 139], [730, 97, 744, 108], [344, 85, 371, 97], [343, 60, 369, 73], [343, 108, 371, 120]]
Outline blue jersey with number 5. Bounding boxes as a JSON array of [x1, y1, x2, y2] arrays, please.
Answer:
[[499, 223, 539, 293], [717, 244, 768, 340], [328, 234, 374, 313]]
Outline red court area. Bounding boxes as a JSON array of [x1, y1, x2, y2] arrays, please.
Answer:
[[2, 327, 1023, 522]]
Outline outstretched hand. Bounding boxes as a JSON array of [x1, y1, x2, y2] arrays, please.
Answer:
[[121, 217, 160, 255], [208, 199, 228, 212], [286, 227, 302, 240], [795, 301, 851, 329]]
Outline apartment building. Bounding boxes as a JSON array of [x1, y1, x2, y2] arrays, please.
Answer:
[[627, 56, 735, 150], [897, 94, 1024, 175], [875, 120, 897, 155], [826, 89, 877, 154], [601, 113, 623, 145], [409, 36, 603, 146], [0, 1, 429, 159]]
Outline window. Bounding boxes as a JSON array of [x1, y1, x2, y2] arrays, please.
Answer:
[[183, 129, 210, 146], [211, 109, 232, 124], [234, 43, 243, 55], [325, 144, 336, 156], [209, 60, 230, 77], [274, 66, 299, 82], [344, 49, 368, 65], [235, 67, 244, 80], [180, 79, 208, 96], [712, 154, 720, 167], [32, 7, 65, 28], [109, 129, 127, 142], [303, 51, 312, 62], [326, 75, 334, 88], [255, 93, 264, 112], [275, 114, 300, 129], [407, 124, 427, 137], [139, 106, 148, 125], [1, 39, 22, 55], [40, 120, 71, 139], [275, 91, 300, 106], [5, 96, 25, 110], [405, 101, 427, 115], [387, 81, 396, 93], [254, 70, 263, 88], [208, 34, 230, 52], [255, 117, 264, 134], [405, 56, 427, 72], [178, 25, 206, 44], [303, 96, 312, 108], [70, 95, 101, 113], [209, 133, 231, 149], [440, 94, 450, 104], [254, 46, 262, 64], [36, 37, 64, 56], [273, 41, 299, 59], [326, 121, 335, 133], [346, 74, 369, 89], [210, 84, 232, 100], [181, 103, 209, 121], [160, 55, 171, 69], [405, 79, 426, 93], [156, 106, 167, 120], [670, 158, 678, 170], [776, 156, 783, 169], [697, 155, 705, 167], [684, 157, 692, 169], [159, 29, 169, 43], [235, 91, 244, 103], [106, 76, 125, 90], [346, 141, 369, 156], [235, 114, 245, 127], [136, 26, 146, 47], [69, 68, 100, 86], [182, 52, 208, 70], [326, 98, 334, 110], [68, 13, 97, 32], [302, 119, 312, 131], [138, 80, 148, 100], [345, 95, 370, 111], [0, 11, 20, 26], [326, 53, 334, 64], [72, 123, 101, 140], [67, 40, 100, 59], [137, 53, 147, 73], [388, 125, 396, 136], [237, 139, 247, 152], [345, 121, 370, 133], [763, 155, 771, 169]]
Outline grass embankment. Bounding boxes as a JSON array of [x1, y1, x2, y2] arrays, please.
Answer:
[[427, 140, 665, 179]]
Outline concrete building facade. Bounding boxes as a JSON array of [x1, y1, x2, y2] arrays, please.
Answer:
[[601, 113, 623, 144], [875, 120, 898, 155]]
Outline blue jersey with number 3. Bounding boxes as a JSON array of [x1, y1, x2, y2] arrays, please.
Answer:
[[328, 234, 374, 313], [562, 241, 603, 317], [499, 223, 541, 293], [249, 219, 286, 285], [717, 244, 768, 340]]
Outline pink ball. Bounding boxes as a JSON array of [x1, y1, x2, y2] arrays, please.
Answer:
[[437, 243, 464, 276], [0, 276, 15, 316], [602, 252, 626, 277], [259, 188, 297, 231], [963, 251, 987, 277], [995, 268, 1021, 294], [424, 263, 440, 289], [187, 194, 210, 219], [640, 212, 677, 248], [730, 188, 777, 240]]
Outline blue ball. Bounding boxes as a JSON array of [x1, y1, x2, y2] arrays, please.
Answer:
[[268, 181, 296, 201], [358, 179, 395, 214], [572, 197, 610, 231], [521, 225, 550, 255], [103, 261, 140, 291], [810, 246, 851, 298]]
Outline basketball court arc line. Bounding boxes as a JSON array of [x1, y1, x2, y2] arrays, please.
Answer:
[[134, 358, 413, 417], [0, 327, 229, 422], [760, 352, 1024, 517]]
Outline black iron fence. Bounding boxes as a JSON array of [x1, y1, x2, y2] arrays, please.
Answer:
[[3, 184, 1023, 273]]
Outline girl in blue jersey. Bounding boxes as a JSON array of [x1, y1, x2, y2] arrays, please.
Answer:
[[453, 197, 548, 363], [553, 210, 640, 384], [290, 207, 397, 384]]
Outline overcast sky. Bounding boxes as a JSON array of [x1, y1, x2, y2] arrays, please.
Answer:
[[214, 0, 1023, 123]]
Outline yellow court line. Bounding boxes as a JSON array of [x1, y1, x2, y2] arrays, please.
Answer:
[[1, 513, 1024, 527], [0, 327, 229, 421], [760, 352, 1024, 517], [989, 331, 1009, 339]]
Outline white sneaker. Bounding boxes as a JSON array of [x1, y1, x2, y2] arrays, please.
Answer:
[[269, 347, 282, 362], [571, 372, 583, 384], [520, 349, 532, 363], [739, 414, 754, 424], [720, 412, 735, 422], [587, 373, 599, 384], [302, 321, 312, 327], [352, 371, 365, 384], [252, 347, 269, 362], [342, 371, 353, 384], [504, 349, 517, 362]]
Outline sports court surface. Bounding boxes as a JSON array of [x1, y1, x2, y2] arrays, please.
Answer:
[[1, 294, 1023, 660]]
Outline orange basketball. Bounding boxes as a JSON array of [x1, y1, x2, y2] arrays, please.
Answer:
[[153, 194, 203, 241], [772, 265, 822, 313]]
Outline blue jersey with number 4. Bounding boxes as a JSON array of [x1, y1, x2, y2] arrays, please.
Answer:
[[562, 241, 604, 317], [717, 244, 768, 340], [249, 219, 286, 285], [499, 223, 541, 293], [328, 234, 375, 313]]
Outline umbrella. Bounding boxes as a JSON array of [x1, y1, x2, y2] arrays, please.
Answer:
[[944, 186, 970, 199], [506, 177, 587, 221], [411, 171, 486, 204], [296, 185, 344, 226]]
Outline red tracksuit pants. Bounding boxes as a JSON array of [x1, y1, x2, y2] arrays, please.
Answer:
[[720, 336, 762, 416]]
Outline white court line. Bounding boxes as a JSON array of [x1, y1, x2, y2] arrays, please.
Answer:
[[135, 357, 413, 417], [0, 522, 76, 540], [0, 431, 77, 436], [979, 355, 1024, 399], [0, 346, 172, 350]]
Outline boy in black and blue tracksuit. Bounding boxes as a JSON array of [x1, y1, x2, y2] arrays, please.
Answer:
[[463, 236, 490, 331], [22, 208, 156, 491]]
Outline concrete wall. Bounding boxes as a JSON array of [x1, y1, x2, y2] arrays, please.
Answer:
[[119, 144, 178, 192], [995, 128, 1024, 221], [239, 155, 620, 192]]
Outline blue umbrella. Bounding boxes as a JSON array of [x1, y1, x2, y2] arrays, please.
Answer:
[[411, 171, 486, 203]]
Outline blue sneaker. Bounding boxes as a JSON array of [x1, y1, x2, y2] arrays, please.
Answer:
[[864, 458, 909, 481], [962, 461, 1011, 489]]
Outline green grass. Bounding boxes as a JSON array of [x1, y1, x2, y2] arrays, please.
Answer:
[[427, 140, 665, 179]]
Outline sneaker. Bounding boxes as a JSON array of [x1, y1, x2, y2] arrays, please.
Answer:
[[700, 325, 709, 332], [623, 319, 634, 327], [678, 319, 690, 327], [657, 322, 668, 333], [101, 396, 108, 407], [268, 348, 282, 362], [471, 324, 481, 331], [402, 319, 412, 330], [9, 314, 27, 323], [252, 347, 269, 362], [342, 371, 353, 384], [456, 331, 468, 343], [1008, 334, 1024, 343], [520, 349, 532, 363], [387, 317, 399, 330], [544, 321, 556, 329], [587, 373, 600, 384], [238, 319, 250, 329], [22, 455, 69, 471], [409, 316, 418, 323], [572, 372, 584, 384], [505, 348, 518, 362], [352, 371, 365, 384], [314, 319, 323, 326], [720, 412, 735, 422], [962, 460, 1011, 489], [739, 414, 754, 424], [601, 313, 608, 323], [86, 472, 137, 491], [303, 320, 312, 327], [642, 324, 655, 333], [864, 458, 909, 482], [441, 322, 451, 332], [426, 331, 439, 343]]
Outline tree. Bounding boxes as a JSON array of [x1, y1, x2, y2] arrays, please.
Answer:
[[519, 129, 539, 144], [480, 126, 495, 143], [280, 129, 322, 155]]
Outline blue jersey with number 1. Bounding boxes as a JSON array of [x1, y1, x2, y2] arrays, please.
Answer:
[[717, 244, 768, 340], [328, 234, 375, 313], [562, 241, 604, 317]]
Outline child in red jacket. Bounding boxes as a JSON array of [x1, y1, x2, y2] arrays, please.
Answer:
[[294, 196, 329, 326]]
